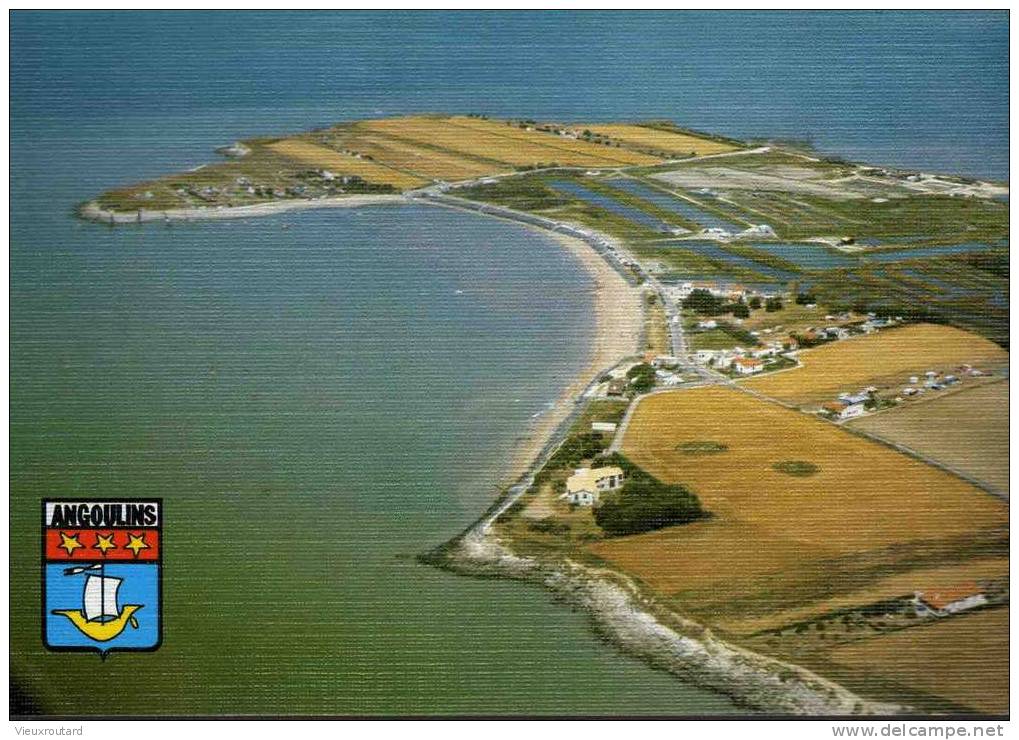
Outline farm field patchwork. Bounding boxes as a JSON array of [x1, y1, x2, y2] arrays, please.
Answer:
[[827, 607, 1009, 714], [444, 117, 659, 166], [266, 138, 427, 189], [588, 388, 1006, 658], [741, 323, 1008, 406], [605, 386, 1005, 557], [360, 116, 649, 169], [578, 123, 739, 157], [847, 380, 1009, 493], [338, 132, 498, 181]]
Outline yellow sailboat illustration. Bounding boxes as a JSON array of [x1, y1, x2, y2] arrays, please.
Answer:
[[51, 564, 143, 642]]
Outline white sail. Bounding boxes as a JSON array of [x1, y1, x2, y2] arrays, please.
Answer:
[[83, 574, 121, 622]]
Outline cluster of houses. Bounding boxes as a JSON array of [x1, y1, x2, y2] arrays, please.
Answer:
[[664, 281, 780, 304], [688, 223, 777, 242], [901, 365, 983, 398], [692, 340, 791, 375], [603, 355, 686, 397], [821, 362, 988, 421], [170, 169, 380, 208], [561, 465, 625, 507]]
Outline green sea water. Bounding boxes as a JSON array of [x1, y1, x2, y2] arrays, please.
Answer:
[[10, 204, 738, 714], [11, 10, 1006, 716]]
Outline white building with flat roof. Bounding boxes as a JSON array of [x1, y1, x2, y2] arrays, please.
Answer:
[[562, 466, 625, 506]]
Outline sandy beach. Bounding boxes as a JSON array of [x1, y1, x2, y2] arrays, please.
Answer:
[[495, 229, 644, 486]]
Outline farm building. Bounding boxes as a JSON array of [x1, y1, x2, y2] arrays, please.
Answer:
[[731, 357, 764, 375], [562, 466, 625, 506], [822, 401, 866, 420], [607, 379, 628, 396], [591, 422, 618, 434], [913, 583, 988, 618], [838, 391, 872, 405]]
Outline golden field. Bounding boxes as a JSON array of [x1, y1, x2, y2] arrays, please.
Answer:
[[444, 116, 660, 166], [339, 133, 497, 181], [829, 607, 1009, 714], [266, 138, 426, 189], [728, 557, 1009, 634], [848, 380, 1009, 493], [578, 123, 738, 156], [360, 116, 638, 169], [743, 323, 1008, 405], [589, 387, 1007, 634]]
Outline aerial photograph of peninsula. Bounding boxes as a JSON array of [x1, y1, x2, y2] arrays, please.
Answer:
[[9, 9, 1009, 727]]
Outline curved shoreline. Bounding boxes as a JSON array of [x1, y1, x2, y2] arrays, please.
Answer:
[[77, 194, 406, 224], [80, 190, 900, 716], [422, 529, 906, 716]]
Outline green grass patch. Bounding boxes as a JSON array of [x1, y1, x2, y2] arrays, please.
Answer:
[[678, 440, 729, 455], [772, 460, 820, 477]]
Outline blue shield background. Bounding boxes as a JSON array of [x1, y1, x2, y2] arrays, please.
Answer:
[[45, 562, 160, 651]]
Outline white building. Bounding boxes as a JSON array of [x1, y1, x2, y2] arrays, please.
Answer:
[[838, 391, 872, 405], [823, 401, 866, 420], [591, 422, 618, 434], [913, 584, 988, 618], [731, 357, 764, 375], [562, 466, 625, 506]]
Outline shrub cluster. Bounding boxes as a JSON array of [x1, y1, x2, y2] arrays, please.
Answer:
[[593, 453, 706, 536]]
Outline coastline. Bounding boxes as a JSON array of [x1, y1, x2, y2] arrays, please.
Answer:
[[495, 229, 644, 486], [415, 211, 907, 715], [77, 189, 903, 715], [423, 528, 905, 716], [77, 194, 406, 224]]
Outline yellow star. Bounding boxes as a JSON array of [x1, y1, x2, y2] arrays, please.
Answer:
[[92, 532, 117, 556], [58, 532, 83, 556], [124, 532, 150, 558]]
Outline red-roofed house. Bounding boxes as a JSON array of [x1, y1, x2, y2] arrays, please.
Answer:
[[913, 583, 987, 617], [731, 357, 764, 375]]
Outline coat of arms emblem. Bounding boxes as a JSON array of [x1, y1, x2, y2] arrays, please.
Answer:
[[43, 499, 162, 656]]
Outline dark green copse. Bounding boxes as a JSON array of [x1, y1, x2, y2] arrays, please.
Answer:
[[594, 453, 705, 536], [626, 362, 656, 393], [682, 288, 725, 315]]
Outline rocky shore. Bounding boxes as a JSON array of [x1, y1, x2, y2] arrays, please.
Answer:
[[423, 526, 908, 716]]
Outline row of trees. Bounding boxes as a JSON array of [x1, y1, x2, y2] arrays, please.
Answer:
[[683, 289, 783, 317]]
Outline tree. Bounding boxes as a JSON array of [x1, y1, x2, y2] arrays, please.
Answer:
[[795, 292, 815, 305], [594, 477, 704, 536], [732, 302, 750, 319], [748, 296, 762, 310], [765, 297, 783, 312], [626, 363, 656, 394], [682, 289, 724, 315]]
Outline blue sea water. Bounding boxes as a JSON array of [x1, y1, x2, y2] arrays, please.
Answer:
[[9, 10, 1008, 716]]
